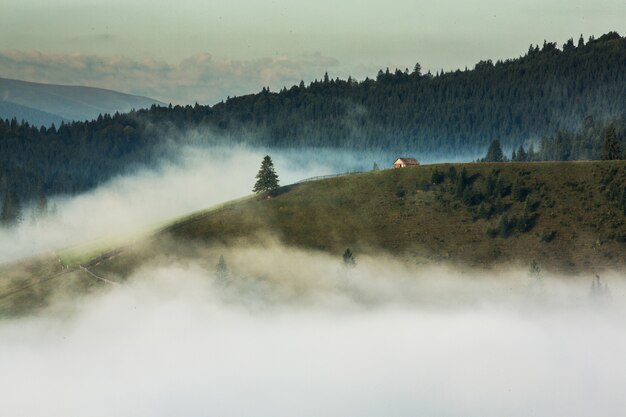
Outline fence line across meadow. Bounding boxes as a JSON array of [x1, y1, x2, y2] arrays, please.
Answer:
[[294, 171, 365, 184]]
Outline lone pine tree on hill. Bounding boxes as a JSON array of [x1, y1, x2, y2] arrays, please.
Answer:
[[253, 155, 279, 193]]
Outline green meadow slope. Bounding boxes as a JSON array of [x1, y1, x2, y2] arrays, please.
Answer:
[[157, 161, 626, 270], [2, 161, 626, 316]]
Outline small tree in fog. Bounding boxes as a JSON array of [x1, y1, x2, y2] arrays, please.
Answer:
[[30, 193, 49, 224], [0, 188, 22, 226], [529, 260, 541, 278], [253, 155, 279, 193], [342, 248, 356, 268], [372, 162, 379, 171], [215, 255, 231, 284], [590, 274, 611, 302]]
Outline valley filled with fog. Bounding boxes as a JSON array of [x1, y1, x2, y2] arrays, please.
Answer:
[[1, 1, 625, 415], [0, 245, 624, 417], [1, 145, 625, 417]]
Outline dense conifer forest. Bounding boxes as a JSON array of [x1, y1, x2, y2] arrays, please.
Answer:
[[0, 31, 625, 221]]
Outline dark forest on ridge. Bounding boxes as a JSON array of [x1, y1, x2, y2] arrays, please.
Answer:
[[0, 31, 625, 222]]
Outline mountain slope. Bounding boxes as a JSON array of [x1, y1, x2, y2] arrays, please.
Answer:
[[1, 32, 625, 206], [0, 100, 67, 127], [69, 161, 626, 275], [3, 160, 626, 317], [154, 161, 626, 272], [0, 77, 162, 123]]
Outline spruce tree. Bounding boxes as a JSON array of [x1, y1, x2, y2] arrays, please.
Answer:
[[529, 260, 541, 278], [215, 255, 230, 285], [484, 139, 504, 162], [342, 248, 356, 268], [527, 143, 536, 161], [412, 62, 422, 77], [0, 189, 22, 226], [34, 193, 48, 219], [601, 125, 621, 160], [253, 155, 279, 193]]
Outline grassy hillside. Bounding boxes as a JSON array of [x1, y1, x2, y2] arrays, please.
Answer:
[[89, 160, 626, 277], [155, 161, 626, 271], [2, 160, 626, 316]]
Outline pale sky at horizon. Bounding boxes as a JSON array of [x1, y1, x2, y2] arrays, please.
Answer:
[[1, 0, 625, 103]]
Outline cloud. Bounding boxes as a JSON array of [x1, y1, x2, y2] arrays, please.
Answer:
[[0, 144, 389, 263], [0, 50, 340, 104], [0, 135, 624, 417], [1, 244, 625, 417]]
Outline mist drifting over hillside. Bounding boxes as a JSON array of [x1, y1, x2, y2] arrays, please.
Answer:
[[1, 129, 625, 417], [0, 102, 624, 417], [0, 145, 398, 263], [2, 0, 625, 413], [0, 244, 625, 417]]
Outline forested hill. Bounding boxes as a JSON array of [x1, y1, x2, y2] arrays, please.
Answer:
[[1, 32, 625, 216], [196, 32, 626, 153]]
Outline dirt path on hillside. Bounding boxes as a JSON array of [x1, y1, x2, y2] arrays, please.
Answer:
[[78, 266, 121, 286]]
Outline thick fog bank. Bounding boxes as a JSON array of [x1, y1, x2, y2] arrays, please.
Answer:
[[0, 146, 398, 263], [1, 247, 625, 417], [0, 140, 478, 263]]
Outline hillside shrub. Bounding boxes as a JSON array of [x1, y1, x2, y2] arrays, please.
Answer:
[[431, 169, 445, 184], [516, 213, 535, 232], [494, 177, 511, 197], [498, 214, 514, 237], [512, 180, 530, 201], [455, 168, 469, 197], [493, 197, 506, 214], [541, 230, 557, 242], [478, 202, 494, 219], [463, 188, 485, 206], [485, 170, 499, 197], [447, 166, 457, 182]]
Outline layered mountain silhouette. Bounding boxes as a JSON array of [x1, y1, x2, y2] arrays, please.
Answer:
[[0, 77, 162, 125]]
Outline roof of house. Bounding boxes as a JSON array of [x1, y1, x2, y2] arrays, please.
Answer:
[[395, 157, 419, 165]]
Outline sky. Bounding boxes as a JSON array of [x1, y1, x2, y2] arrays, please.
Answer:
[[1, 0, 625, 103]]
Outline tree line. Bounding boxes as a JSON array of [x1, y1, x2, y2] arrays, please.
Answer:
[[481, 115, 626, 162], [1, 31, 625, 224]]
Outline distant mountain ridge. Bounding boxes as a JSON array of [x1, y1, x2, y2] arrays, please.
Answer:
[[0, 101, 67, 127], [0, 77, 162, 125]]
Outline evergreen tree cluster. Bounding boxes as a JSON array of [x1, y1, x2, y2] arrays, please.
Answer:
[[431, 165, 538, 238], [539, 114, 626, 161]]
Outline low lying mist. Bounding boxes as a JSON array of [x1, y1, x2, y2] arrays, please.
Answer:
[[2, 140, 624, 416], [1, 242, 625, 417], [0, 138, 476, 264], [0, 145, 396, 263]]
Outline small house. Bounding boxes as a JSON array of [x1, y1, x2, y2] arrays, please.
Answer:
[[393, 157, 419, 168]]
